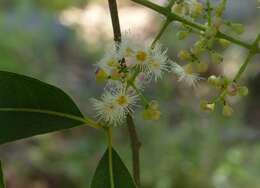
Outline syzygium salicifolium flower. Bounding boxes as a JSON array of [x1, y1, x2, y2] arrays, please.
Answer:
[[170, 62, 202, 87], [148, 44, 172, 81], [91, 83, 138, 126], [92, 33, 175, 125]]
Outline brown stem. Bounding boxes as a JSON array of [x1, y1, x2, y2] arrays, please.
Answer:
[[107, 0, 142, 186], [127, 114, 141, 187], [108, 0, 122, 42]]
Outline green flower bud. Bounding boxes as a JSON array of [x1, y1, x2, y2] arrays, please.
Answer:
[[196, 62, 208, 73], [190, 2, 203, 18], [218, 39, 231, 48], [172, 3, 187, 16], [231, 23, 244, 35], [238, 86, 249, 97], [191, 40, 206, 55], [142, 109, 161, 121], [178, 50, 191, 61], [208, 75, 220, 86], [222, 104, 234, 117], [227, 83, 238, 96], [211, 52, 223, 64], [95, 69, 108, 83], [183, 63, 193, 74], [219, 76, 230, 88], [200, 100, 215, 112]]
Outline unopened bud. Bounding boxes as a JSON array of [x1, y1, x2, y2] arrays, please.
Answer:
[[178, 50, 191, 61], [208, 75, 220, 86], [231, 23, 244, 35], [95, 69, 108, 83], [238, 86, 249, 97], [200, 100, 215, 112], [196, 62, 208, 73], [211, 52, 223, 64], [218, 39, 231, 48], [223, 104, 234, 117], [227, 83, 238, 96]]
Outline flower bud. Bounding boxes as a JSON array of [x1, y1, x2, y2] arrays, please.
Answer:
[[219, 76, 230, 87], [191, 40, 206, 55], [238, 86, 249, 97], [211, 52, 223, 64], [142, 109, 161, 120], [196, 62, 208, 73], [173, 3, 187, 15], [183, 63, 193, 74], [230, 23, 244, 35], [200, 100, 215, 112], [227, 83, 238, 96], [208, 75, 220, 86], [178, 50, 191, 61], [95, 69, 108, 83], [190, 2, 203, 18], [218, 39, 231, 48], [222, 104, 234, 117]]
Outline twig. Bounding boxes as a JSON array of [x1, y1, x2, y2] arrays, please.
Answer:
[[127, 114, 141, 187], [107, 0, 142, 186], [130, 0, 260, 52], [108, 0, 122, 42]]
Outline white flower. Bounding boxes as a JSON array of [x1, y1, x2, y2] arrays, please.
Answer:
[[113, 85, 139, 113], [116, 34, 136, 60], [170, 62, 202, 87], [125, 47, 150, 72], [147, 44, 170, 81], [134, 72, 152, 90], [96, 49, 119, 75], [91, 83, 138, 126], [91, 93, 125, 126]]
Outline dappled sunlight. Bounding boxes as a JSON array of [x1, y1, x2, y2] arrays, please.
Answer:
[[60, 3, 154, 46]]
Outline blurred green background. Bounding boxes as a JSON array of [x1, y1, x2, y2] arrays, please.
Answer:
[[0, 0, 260, 187]]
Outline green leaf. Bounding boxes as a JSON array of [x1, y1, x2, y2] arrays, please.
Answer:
[[91, 148, 136, 188], [0, 161, 5, 188], [0, 71, 86, 145]]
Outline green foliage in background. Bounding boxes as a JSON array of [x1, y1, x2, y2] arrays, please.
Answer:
[[0, 161, 4, 188], [0, 0, 259, 188]]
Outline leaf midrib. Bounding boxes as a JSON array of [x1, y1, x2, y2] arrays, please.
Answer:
[[0, 108, 102, 129]]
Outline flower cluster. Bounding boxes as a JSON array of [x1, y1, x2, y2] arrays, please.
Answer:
[[200, 75, 249, 117], [91, 0, 255, 126], [92, 35, 201, 126], [172, 0, 248, 117]]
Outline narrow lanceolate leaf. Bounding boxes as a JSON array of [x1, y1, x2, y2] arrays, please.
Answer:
[[0, 71, 87, 145], [91, 148, 136, 188], [0, 161, 5, 188]]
